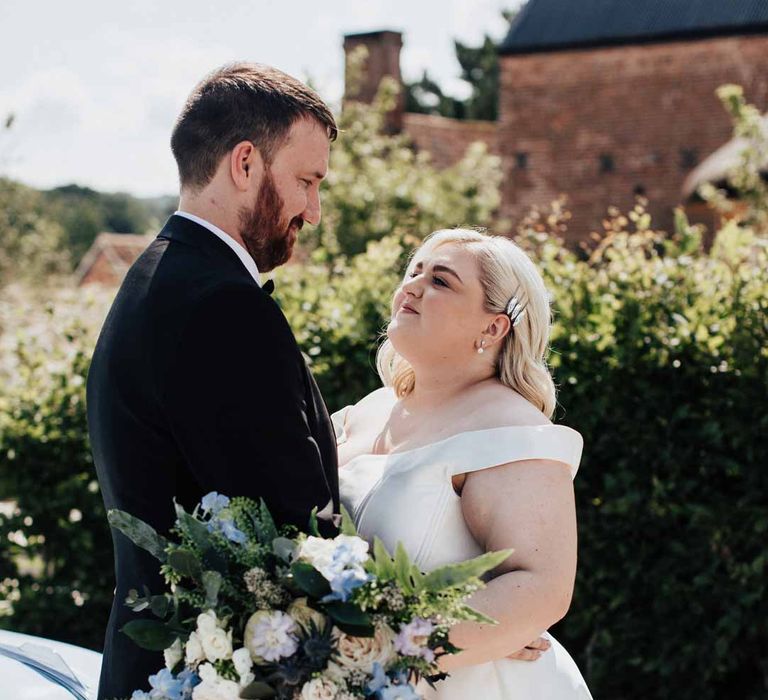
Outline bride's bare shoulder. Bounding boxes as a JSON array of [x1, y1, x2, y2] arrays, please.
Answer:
[[465, 382, 552, 429]]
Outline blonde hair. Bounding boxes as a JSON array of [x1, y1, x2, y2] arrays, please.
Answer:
[[376, 228, 558, 418]]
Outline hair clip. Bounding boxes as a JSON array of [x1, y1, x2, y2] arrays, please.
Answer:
[[505, 292, 527, 327]]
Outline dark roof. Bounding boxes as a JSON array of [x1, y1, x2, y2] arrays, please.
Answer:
[[500, 0, 768, 55]]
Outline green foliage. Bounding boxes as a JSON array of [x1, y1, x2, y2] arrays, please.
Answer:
[[308, 74, 501, 258], [0, 287, 114, 649], [698, 85, 768, 234], [518, 201, 768, 699], [43, 184, 160, 262], [1, 71, 766, 698], [405, 9, 517, 121], [0, 178, 71, 288]]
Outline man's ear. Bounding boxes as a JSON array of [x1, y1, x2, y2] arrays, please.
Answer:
[[230, 141, 265, 192]]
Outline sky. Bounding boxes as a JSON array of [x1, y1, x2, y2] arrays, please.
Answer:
[[0, 0, 520, 198]]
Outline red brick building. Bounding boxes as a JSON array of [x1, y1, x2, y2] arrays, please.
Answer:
[[76, 232, 152, 287], [345, 1, 768, 243]]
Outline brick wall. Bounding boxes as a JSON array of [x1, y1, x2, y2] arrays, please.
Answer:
[[402, 113, 498, 169], [498, 35, 768, 243]]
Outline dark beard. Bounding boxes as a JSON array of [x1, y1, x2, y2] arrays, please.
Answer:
[[239, 169, 303, 272]]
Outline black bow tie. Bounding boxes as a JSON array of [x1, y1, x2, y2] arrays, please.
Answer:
[[262, 279, 275, 295]]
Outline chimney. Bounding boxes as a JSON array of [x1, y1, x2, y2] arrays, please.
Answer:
[[343, 30, 404, 132]]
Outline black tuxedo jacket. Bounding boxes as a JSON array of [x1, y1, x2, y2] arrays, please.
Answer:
[[86, 215, 340, 699]]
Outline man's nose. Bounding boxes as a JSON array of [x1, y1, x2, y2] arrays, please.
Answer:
[[303, 188, 321, 226]]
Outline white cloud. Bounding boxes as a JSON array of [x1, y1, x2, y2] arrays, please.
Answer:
[[0, 0, 516, 195]]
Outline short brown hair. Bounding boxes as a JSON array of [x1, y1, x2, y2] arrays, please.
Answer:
[[171, 62, 338, 190]]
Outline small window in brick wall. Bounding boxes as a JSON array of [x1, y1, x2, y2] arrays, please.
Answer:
[[679, 148, 699, 170], [515, 152, 529, 170], [599, 153, 615, 173]]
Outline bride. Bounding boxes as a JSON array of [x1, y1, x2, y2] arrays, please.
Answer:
[[331, 228, 592, 699]]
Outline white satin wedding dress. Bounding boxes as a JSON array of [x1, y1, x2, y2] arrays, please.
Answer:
[[332, 406, 593, 700]]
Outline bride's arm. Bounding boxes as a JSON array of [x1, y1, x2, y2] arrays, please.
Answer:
[[439, 459, 578, 672]]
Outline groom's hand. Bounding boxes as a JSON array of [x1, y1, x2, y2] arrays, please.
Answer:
[[506, 635, 551, 661]]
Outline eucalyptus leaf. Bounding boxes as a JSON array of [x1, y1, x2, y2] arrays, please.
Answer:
[[107, 509, 168, 562], [239, 681, 277, 699], [178, 510, 213, 552], [291, 561, 331, 598], [121, 619, 177, 651], [168, 548, 202, 580], [272, 537, 296, 562], [150, 595, 169, 618], [202, 570, 223, 608], [323, 600, 372, 628]]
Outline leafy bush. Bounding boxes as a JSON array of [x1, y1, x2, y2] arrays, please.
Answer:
[[521, 203, 768, 699], [0, 287, 113, 649], [0, 178, 71, 289], [1, 81, 766, 699]]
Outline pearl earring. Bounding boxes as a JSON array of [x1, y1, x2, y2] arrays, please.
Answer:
[[477, 340, 485, 354]]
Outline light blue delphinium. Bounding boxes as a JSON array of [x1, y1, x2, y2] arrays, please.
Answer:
[[201, 492, 230, 516], [366, 663, 420, 700], [319, 538, 373, 601], [176, 668, 201, 698], [218, 517, 247, 544], [323, 565, 372, 602], [147, 667, 185, 700], [378, 682, 421, 700], [130, 691, 151, 700], [365, 662, 388, 695]]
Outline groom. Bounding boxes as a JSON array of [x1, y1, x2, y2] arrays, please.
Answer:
[[87, 63, 340, 699]]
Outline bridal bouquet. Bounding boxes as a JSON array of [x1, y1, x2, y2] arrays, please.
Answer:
[[108, 493, 509, 700]]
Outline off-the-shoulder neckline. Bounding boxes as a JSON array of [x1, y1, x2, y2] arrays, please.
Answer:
[[338, 422, 582, 464]]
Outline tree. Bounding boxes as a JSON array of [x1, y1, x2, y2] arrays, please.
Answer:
[[308, 56, 502, 259], [405, 9, 517, 121], [0, 178, 71, 289]]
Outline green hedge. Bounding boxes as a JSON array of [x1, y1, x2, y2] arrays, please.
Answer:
[[0, 211, 766, 697]]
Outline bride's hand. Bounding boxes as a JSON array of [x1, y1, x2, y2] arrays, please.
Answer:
[[506, 635, 551, 661]]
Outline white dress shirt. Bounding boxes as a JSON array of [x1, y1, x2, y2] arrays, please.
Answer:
[[174, 210, 261, 286]]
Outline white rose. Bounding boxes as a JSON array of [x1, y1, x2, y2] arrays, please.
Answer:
[[333, 623, 396, 672], [300, 677, 339, 700], [238, 671, 255, 690], [232, 646, 253, 677], [323, 661, 349, 684], [287, 597, 328, 633], [297, 536, 336, 575], [192, 665, 241, 700], [197, 610, 220, 636], [163, 637, 183, 669], [197, 663, 218, 683], [192, 678, 240, 700], [185, 631, 205, 665], [201, 626, 233, 662]]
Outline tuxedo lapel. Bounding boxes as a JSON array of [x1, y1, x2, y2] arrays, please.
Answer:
[[157, 215, 258, 287]]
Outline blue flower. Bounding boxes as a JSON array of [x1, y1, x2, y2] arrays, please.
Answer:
[[219, 517, 247, 544], [365, 662, 388, 694], [148, 668, 184, 700], [201, 492, 230, 516], [378, 682, 421, 700], [176, 668, 200, 698], [130, 692, 151, 700], [322, 566, 372, 602]]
